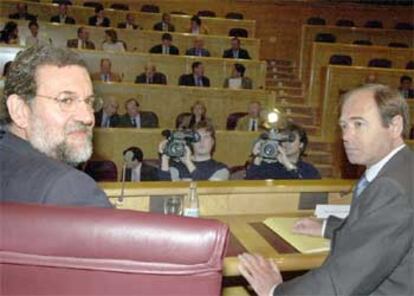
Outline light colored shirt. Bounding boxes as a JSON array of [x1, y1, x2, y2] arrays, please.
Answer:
[[228, 77, 242, 89], [102, 41, 125, 53], [131, 163, 142, 181]]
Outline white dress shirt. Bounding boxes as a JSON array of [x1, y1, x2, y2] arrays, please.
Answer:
[[131, 163, 142, 181]]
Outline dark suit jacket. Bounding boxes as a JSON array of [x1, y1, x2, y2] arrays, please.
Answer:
[[94, 110, 120, 127], [0, 131, 111, 208], [88, 15, 110, 27], [153, 22, 175, 32], [117, 22, 140, 30], [135, 72, 167, 85], [149, 44, 179, 55], [50, 15, 76, 24], [67, 39, 95, 49], [8, 12, 36, 21], [223, 48, 251, 59], [185, 47, 211, 57], [275, 147, 414, 295], [118, 113, 158, 128], [178, 74, 210, 87], [399, 87, 414, 99], [123, 164, 159, 182]]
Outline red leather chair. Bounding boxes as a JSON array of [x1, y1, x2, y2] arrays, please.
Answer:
[[0, 202, 229, 295]]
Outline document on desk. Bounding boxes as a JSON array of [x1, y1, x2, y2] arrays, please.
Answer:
[[314, 204, 350, 219], [263, 217, 330, 254]]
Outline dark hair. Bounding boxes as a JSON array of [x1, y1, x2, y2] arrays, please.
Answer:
[[123, 146, 143, 162], [234, 63, 246, 76], [105, 29, 118, 43], [94, 5, 104, 13], [77, 26, 85, 35], [28, 21, 39, 29], [284, 122, 308, 157], [2, 44, 87, 125], [400, 75, 412, 84], [2, 61, 12, 77], [161, 33, 172, 41], [0, 21, 18, 44], [191, 15, 201, 26], [191, 61, 202, 71], [124, 97, 139, 109], [192, 120, 216, 154]]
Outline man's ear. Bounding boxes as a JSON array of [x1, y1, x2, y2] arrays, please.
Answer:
[[6, 94, 31, 129], [389, 115, 403, 138]]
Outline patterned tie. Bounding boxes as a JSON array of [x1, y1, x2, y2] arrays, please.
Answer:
[[251, 119, 257, 131], [355, 174, 369, 198]]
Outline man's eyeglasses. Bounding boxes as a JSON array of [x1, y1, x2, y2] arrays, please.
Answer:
[[36, 93, 103, 113]]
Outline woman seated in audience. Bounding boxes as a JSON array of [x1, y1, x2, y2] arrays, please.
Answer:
[[0, 21, 19, 44], [178, 100, 212, 129], [187, 15, 209, 35], [102, 29, 126, 52]]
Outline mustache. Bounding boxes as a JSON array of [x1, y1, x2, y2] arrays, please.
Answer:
[[65, 122, 93, 135]]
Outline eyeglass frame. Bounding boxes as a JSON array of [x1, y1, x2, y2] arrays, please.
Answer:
[[35, 91, 103, 113]]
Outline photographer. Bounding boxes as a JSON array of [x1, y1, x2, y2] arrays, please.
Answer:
[[158, 121, 229, 181], [246, 123, 321, 180]]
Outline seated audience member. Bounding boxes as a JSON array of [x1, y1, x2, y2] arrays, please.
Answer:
[[2, 61, 12, 78], [88, 6, 110, 27], [187, 15, 209, 35], [94, 96, 120, 128], [185, 36, 211, 57], [399, 75, 414, 99], [8, 3, 36, 21], [178, 100, 212, 129], [121, 147, 159, 182], [158, 121, 229, 181], [149, 33, 179, 55], [102, 29, 126, 52], [118, 13, 142, 30], [50, 2, 76, 24], [223, 37, 251, 60], [223, 63, 253, 89], [246, 123, 321, 179], [0, 44, 111, 207], [119, 98, 158, 128], [91, 58, 122, 83], [25, 21, 51, 47], [236, 101, 265, 131], [135, 63, 167, 85], [153, 13, 175, 32], [0, 21, 19, 45], [178, 61, 210, 87], [67, 27, 95, 49]]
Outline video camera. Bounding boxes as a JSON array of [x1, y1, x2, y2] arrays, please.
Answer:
[[258, 129, 295, 160], [161, 129, 201, 159]]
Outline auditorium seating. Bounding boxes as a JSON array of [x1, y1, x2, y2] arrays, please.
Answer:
[[0, 202, 229, 295]]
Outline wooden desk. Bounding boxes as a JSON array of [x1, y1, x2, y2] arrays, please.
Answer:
[[0, 45, 267, 89], [0, 0, 256, 37]]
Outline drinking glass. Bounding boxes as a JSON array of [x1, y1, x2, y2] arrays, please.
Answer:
[[163, 196, 183, 215]]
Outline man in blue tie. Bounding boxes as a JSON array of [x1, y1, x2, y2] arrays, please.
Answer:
[[178, 61, 210, 87], [185, 37, 211, 57], [238, 84, 413, 296]]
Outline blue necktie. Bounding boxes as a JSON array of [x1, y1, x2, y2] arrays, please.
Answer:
[[355, 174, 369, 198]]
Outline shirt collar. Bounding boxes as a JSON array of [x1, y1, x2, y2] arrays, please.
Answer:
[[365, 144, 405, 182]]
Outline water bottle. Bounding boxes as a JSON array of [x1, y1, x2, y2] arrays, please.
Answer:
[[183, 182, 199, 217]]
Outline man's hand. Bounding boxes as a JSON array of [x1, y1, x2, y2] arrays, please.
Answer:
[[276, 146, 296, 171], [238, 253, 283, 296], [252, 141, 263, 165], [158, 140, 170, 171], [292, 217, 323, 237], [180, 145, 196, 173]]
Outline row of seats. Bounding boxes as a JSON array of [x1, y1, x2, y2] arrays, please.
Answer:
[[307, 16, 413, 30], [314, 33, 411, 48], [328, 56, 414, 69]]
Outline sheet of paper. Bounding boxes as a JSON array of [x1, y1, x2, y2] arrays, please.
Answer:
[[314, 204, 350, 219], [263, 217, 330, 254]]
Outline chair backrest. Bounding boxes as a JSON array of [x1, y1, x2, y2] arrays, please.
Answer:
[[335, 19, 355, 27], [353, 39, 373, 46], [141, 4, 160, 13], [395, 22, 414, 30], [110, 3, 129, 11], [307, 17, 326, 25], [225, 12, 244, 20], [197, 10, 216, 17], [141, 110, 159, 128], [83, 1, 102, 9], [0, 202, 229, 296], [406, 60, 414, 69], [229, 28, 248, 38], [364, 20, 383, 28], [226, 112, 248, 130], [368, 58, 392, 68], [388, 42, 409, 48], [84, 160, 118, 182], [329, 54, 353, 66], [315, 33, 336, 43]]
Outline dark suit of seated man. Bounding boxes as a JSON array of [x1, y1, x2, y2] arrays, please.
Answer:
[[8, 3, 36, 21], [0, 44, 111, 208], [135, 63, 167, 85], [88, 6, 110, 27], [117, 13, 141, 30], [185, 36, 211, 57], [118, 98, 158, 128], [50, 3, 76, 24], [149, 33, 179, 55], [178, 61, 210, 87], [153, 13, 175, 32], [67, 27, 95, 50], [222, 37, 251, 60], [94, 97, 120, 128], [122, 147, 159, 182]]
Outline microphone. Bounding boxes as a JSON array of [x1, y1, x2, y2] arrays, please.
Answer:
[[118, 150, 134, 204]]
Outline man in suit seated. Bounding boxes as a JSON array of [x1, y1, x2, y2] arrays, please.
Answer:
[[8, 3, 36, 21], [50, 2, 76, 24], [236, 101, 265, 131], [117, 13, 142, 30], [94, 96, 120, 128], [178, 61, 210, 87], [398, 75, 414, 99], [66, 27, 95, 50], [239, 84, 413, 296], [135, 63, 167, 85], [149, 33, 179, 55], [246, 123, 321, 180], [118, 98, 158, 128], [88, 6, 110, 27], [153, 13, 175, 32], [223, 37, 251, 60], [121, 146, 159, 182], [185, 36, 211, 57], [90, 58, 122, 83], [223, 63, 253, 89]]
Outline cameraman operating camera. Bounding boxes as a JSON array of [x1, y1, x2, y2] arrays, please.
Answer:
[[246, 123, 321, 180], [158, 121, 230, 181]]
